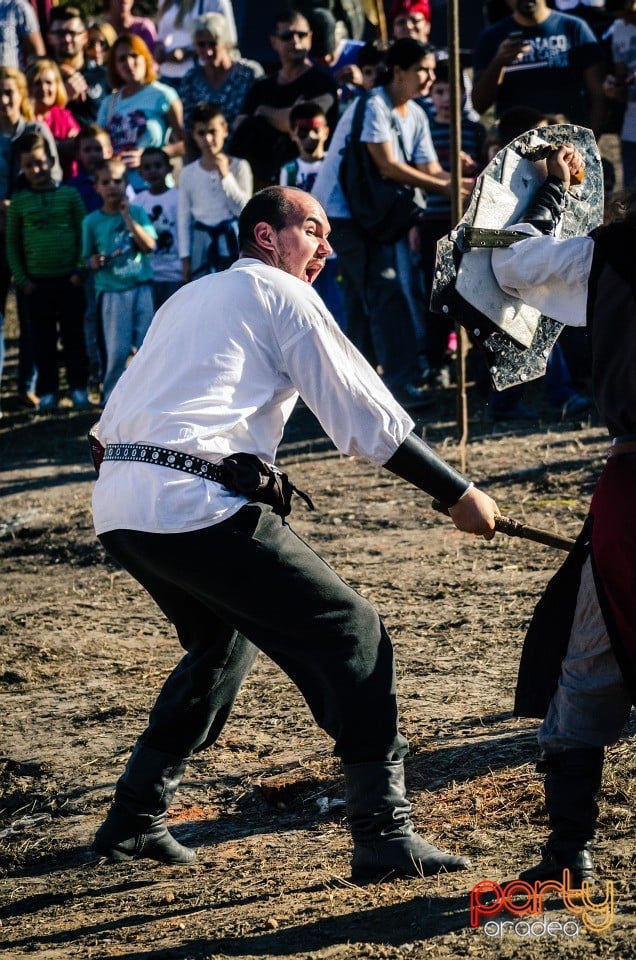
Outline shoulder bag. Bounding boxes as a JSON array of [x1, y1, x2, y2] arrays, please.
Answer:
[[338, 92, 427, 245]]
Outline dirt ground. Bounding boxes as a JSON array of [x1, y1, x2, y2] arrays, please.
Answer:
[[0, 313, 634, 960]]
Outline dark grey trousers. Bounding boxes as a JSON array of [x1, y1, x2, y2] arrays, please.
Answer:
[[100, 504, 408, 764]]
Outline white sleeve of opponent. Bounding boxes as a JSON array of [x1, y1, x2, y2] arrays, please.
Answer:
[[491, 228, 594, 328]]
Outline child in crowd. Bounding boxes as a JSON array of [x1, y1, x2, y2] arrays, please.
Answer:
[[280, 102, 344, 326], [68, 125, 114, 394], [82, 158, 157, 402], [135, 147, 182, 309], [419, 62, 485, 386], [67, 125, 113, 213], [356, 42, 386, 93], [178, 102, 252, 283], [6, 133, 89, 412]]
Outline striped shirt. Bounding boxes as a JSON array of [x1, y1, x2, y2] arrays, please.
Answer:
[[6, 185, 85, 288], [420, 106, 485, 222]]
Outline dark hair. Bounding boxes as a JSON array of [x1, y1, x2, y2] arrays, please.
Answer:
[[238, 186, 297, 249], [94, 157, 126, 179], [308, 8, 335, 59], [271, 8, 308, 33], [190, 101, 226, 128], [430, 59, 464, 90], [141, 146, 171, 167], [357, 41, 386, 70], [498, 106, 547, 146], [49, 4, 84, 27], [14, 132, 50, 158], [289, 101, 327, 128], [382, 37, 435, 83]]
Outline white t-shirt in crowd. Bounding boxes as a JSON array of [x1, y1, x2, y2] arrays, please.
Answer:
[[92, 258, 414, 535], [135, 186, 182, 282], [177, 157, 252, 257]]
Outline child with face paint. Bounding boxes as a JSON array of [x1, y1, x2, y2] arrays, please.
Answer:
[[280, 103, 345, 327]]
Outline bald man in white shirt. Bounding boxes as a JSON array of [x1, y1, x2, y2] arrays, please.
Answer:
[[90, 185, 499, 883]]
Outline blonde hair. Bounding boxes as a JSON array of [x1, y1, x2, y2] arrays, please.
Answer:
[[26, 58, 69, 109], [0, 66, 34, 121], [87, 18, 117, 48]]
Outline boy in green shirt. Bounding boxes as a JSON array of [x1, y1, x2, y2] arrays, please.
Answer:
[[6, 132, 89, 411], [82, 158, 157, 402]]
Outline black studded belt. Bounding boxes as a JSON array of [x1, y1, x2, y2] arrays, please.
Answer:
[[95, 440, 314, 517], [102, 442, 226, 480]]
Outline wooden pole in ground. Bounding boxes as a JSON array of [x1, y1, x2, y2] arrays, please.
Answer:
[[447, 0, 468, 472]]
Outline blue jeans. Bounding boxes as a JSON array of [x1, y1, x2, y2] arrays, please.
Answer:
[[100, 283, 155, 401], [329, 218, 421, 393], [621, 139, 636, 190]]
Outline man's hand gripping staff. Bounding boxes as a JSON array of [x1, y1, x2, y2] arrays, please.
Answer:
[[384, 432, 500, 539]]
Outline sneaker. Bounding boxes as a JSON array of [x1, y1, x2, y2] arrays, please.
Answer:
[[17, 391, 39, 409], [38, 393, 58, 411], [70, 388, 91, 410]]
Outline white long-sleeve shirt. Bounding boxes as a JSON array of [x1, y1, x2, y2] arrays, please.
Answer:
[[177, 158, 252, 257], [491, 224, 594, 327], [92, 258, 414, 535]]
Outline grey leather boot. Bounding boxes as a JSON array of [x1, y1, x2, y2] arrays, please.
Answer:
[[92, 743, 196, 865], [344, 760, 470, 883], [519, 747, 604, 886]]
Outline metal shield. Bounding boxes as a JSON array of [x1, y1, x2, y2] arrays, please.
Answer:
[[430, 124, 604, 390]]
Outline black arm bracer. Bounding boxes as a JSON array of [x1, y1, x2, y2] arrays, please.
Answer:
[[383, 432, 471, 507], [521, 175, 567, 236]]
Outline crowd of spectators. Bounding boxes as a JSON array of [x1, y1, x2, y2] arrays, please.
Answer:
[[0, 0, 633, 420]]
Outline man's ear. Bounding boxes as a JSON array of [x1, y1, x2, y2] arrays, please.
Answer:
[[253, 220, 277, 252]]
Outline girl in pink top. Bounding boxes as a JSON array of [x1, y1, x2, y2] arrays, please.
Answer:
[[26, 58, 80, 179]]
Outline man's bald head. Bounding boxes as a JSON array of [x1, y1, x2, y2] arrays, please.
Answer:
[[238, 186, 302, 250], [238, 186, 332, 284]]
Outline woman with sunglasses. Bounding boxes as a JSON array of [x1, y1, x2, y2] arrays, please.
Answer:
[[85, 19, 117, 67], [154, 0, 238, 94], [179, 11, 263, 137]]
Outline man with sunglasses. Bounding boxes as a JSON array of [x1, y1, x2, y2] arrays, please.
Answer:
[[231, 9, 338, 187], [47, 4, 109, 126]]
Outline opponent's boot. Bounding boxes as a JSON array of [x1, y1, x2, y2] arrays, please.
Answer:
[[344, 760, 470, 883], [519, 747, 604, 886], [92, 742, 196, 865]]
